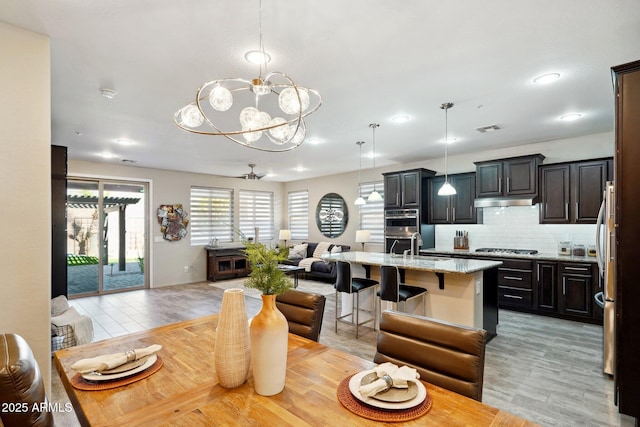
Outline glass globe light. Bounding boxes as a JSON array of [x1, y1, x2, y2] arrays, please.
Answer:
[[209, 85, 233, 111], [243, 129, 263, 143], [289, 121, 306, 145], [239, 107, 259, 128], [180, 104, 204, 128], [278, 87, 310, 115], [255, 111, 271, 128], [268, 117, 290, 143]]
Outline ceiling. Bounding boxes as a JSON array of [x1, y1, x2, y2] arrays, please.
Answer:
[[2, 0, 639, 182]]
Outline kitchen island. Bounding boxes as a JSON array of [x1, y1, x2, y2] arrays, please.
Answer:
[[324, 252, 502, 340]]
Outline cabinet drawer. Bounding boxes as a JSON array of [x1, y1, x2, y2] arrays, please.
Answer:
[[499, 287, 532, 308], [560, 263, 592, 275], [500, 259, 533, 270], [498, 269, 532, 289]]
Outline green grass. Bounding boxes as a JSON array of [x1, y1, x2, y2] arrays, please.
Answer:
[[67, 254, 99, 266]]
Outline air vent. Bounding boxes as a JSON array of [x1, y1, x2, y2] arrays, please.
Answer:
[[476, 124, 501, 133], [121, 159, 137, 164]]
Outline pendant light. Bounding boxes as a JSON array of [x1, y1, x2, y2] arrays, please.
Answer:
[[438, 103, 457, 196], [367, 123, 383, 202], [355, 141, 366, 205]]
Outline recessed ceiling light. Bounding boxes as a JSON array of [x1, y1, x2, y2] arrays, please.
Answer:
[[98, 152, 117, 159], [115, 138, 134, 145], [560, 113, 582, 121], [294, 166, 306, 172], [391, 115, 410, 123], [441, 137, 458, 144], [244, 50, 271, 64], [533, 73, 560, 84], [100, 88, 117, 99], [307, 138, 323, 144]]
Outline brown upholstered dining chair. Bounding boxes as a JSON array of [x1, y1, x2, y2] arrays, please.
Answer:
[[374, 310, 487, 401], [276, 289, 326, 342], [0, 333, 55, 427]]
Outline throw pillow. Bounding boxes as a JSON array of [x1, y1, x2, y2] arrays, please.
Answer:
[[313, 241, 332, 258], [288, 243, 308, 260], [331, 245, 342, 253], [51, 295, 69, 317]]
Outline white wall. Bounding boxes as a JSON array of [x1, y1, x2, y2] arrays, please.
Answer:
[[0, 23, 52, 391], [68, 160, 285, 287]]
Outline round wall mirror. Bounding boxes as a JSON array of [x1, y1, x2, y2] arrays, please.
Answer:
[[315, 193, 348, 238]]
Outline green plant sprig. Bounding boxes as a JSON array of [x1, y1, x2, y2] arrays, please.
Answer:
[[243, 242, 292, 295]]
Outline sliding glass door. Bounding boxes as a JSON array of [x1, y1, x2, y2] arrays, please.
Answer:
[[67, 178, 148, 297]]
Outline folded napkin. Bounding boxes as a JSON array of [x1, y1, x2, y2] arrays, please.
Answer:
[[359, 362, 420, 397], [70, 344, 162, 374]]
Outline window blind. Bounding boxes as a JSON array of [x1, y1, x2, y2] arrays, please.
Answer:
[[359, 181, 384, 242], [190, 186, 234, 245], [287, 190, 308, 240], [239, 190, 274, 241]]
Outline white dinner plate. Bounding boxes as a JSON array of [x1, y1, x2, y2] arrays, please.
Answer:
[[81, 354, 157, 382], [348, 369, 427, 410]]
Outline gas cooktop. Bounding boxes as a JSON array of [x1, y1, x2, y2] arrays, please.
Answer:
[[475, 248, 539, 255]]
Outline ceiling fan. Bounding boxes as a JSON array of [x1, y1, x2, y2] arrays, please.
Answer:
[[238, 163, 267, 180]]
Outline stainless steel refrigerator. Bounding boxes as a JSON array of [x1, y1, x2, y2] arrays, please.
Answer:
[[595, 181, 615, 376]]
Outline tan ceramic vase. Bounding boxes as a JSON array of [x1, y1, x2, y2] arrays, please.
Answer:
[[214, 288, 251, 388], [250, 294, 289, 396]]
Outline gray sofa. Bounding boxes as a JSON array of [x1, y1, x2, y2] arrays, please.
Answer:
[[282, 242, 350, 283]]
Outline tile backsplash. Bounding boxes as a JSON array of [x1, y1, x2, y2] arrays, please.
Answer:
[[434, 205, 596, 254]]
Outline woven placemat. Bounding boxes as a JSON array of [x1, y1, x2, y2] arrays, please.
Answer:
[[336, 374, 432, 422], [70, 356, 164, 391]]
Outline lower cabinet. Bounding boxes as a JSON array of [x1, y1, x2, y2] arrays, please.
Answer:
[[497, 259, 533, 309], [559, 263, 594, 318], [496, 257, 600, 323], [536, 262, 557, 312]]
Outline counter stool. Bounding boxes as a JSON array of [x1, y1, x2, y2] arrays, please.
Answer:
[[334, 261, 379, 338], [378, 265, 427, 319]]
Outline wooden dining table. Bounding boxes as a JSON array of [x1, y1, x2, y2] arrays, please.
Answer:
[[54, 314, 538, 426]]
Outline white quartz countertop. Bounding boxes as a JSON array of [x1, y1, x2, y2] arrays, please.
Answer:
[[324, 251, 502, 274], [419, 248, 598, 264]]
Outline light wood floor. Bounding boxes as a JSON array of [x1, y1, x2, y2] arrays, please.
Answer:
[[51, 281, 635, 427]]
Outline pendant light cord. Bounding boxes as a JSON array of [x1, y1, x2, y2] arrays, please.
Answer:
[[444, 107, 449, 182]]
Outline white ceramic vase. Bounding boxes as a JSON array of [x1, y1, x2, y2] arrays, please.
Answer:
[[214, 288, 251, 388], [250, 294, 289, 396]]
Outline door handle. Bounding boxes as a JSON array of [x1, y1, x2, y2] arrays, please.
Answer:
[[504, 276, 523, 281], [504, 294, 523, 300]]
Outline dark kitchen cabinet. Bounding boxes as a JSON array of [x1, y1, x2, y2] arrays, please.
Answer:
[[559, 263, 593, 318], [613, 60, 640, 421], [427, 173, 479, 224], [497, 259, 533, 310], [536, 262, 557, 312], [573, 160, 609, 223], [383, 168, 435, 209], [475, 154, 545, 198], [539, 158, 611, 224]]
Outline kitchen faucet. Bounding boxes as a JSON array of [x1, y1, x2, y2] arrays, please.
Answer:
[[389, 239, 400, 255], [410, 232, 423, 256]]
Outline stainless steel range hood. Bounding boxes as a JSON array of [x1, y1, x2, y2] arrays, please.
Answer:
[[473, 196, 539, 208]]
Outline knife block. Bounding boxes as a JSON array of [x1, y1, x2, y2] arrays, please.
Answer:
[[454, 236, 469, 250]]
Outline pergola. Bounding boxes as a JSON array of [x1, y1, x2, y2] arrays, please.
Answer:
[[67, 195, 141, 271]]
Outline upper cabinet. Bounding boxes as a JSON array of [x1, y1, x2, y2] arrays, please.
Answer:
[[383, 168, 435, 210], [475, 154, 545, 198], [539, 158, 611, 224], [427, 173, 480, 224]]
